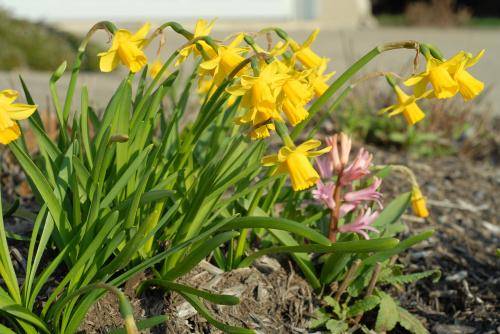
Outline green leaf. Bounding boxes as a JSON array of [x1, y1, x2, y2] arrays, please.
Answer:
[[178, 292, 254, 334], [9, 141, 72, 244], [221, 216, 332, 246], [362, 230, 434, 267], [138, 280, 240, 306], [108, 315, 168, 334], [382, 269, 441, 285], [239, 238, 399, 268], [323, 296, 342, 318], [0, 323, 17, 334], [164, 231, 239, 280], [375, 291, 399, 332], [398, 307, 429, 334], [326, 319, 348, 334], [373, 192, 411, 237], [346, 295, 380, 317]]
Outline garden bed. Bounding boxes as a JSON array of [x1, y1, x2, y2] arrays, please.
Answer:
[[5, 146, 497, 333]]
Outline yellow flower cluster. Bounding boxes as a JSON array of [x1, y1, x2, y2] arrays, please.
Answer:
[[381, 49, 485, 126], [95, 20, 334, 191]]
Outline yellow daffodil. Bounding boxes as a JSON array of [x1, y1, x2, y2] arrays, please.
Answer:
[[404, 56, 458, 99], [446, 50, 485, 101], [176, 19, 216, 66], [228, 61, 287, 139], [380, 85, 430, 126], [411, 186, 429, 218], [289, 29, 328, 69], [200, 34, 248, 85], [149, 59, 163, 78], [0, 89, 37, 144], [277, 64, 314, 126], [308, 60, 335, 97], [262, 139, 331, 191], [98, 23, 150, 73]]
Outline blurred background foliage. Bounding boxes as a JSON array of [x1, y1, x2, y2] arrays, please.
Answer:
[[373, 0, 500, 27], [0, 10, 100, 71]]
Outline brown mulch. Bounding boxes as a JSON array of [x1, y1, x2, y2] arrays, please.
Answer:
[[81, 258, 314, 333], [371, 146, 499, 334]]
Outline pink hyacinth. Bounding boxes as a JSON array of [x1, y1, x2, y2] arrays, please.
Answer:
[[326, 133, 351, 173], [343, 177, 383, 208], [312, 181, 335, 209], [312, 181, 357, 216], [340, 148, 373, 185], [316, 155, 332, 179], [338, 208, 380, 240]]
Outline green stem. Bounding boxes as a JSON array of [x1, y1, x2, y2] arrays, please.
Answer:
[[62, 21, 117, 127]]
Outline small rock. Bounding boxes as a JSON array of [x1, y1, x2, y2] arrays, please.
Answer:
[[433, 324, 475, 334], [445, 270, 468, 282], [253, 256, 282, 274]]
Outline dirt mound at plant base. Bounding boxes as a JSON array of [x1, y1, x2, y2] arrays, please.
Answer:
[[81, 257, 314, 333]]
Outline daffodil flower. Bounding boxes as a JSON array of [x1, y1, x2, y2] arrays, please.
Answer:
[[411, 186, 429, 218], [308, 59, 335, 97], [290, 29, 328, 69], [0, 89, 37, 144], [200, 34, 248, 85], [149, 59, 163, 78], [446, 50, 485, 101], [262, 139, 331, 191], [275, 62, 314, 126], [228, 61, 287, 138], [176, 19, 216, 66], [404, 56, 458, 99], [98, 23, 150, 73], [380, 85, 431, 126]]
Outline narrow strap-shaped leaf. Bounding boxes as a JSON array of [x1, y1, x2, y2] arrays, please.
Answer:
[[108, 315, 168, 334], [220, 216, 332, 246], [163, 231, 239, 280], [100, 144, 153, 207], [138, 280, 240, 305], [178, 292, 254, 334], [9, 142, 72, 243], [80, 86, 93, 168], [0, 188, 20, 303], [238, 238, 399, 268]]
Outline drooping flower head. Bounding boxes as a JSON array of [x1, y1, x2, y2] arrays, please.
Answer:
[[380, 85, 430, 126], [446, 50, 485, 101], [149, 59, 163, 79], [290, 29, 328, 69], [307, 59, 335, 98], [228, 61, 287, 139], [200, 33, 248, 86], [98, 23, 150, 73], [0, 89, 37, 144], [276, 62, 314, 126], [262, 139, 331, 191], [404, 56, 458, 99], [411, 186, 429, 218], [176, 19, 216, 66]]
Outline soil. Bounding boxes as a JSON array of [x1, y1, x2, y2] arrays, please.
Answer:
[[2, 145, 499, 333]]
